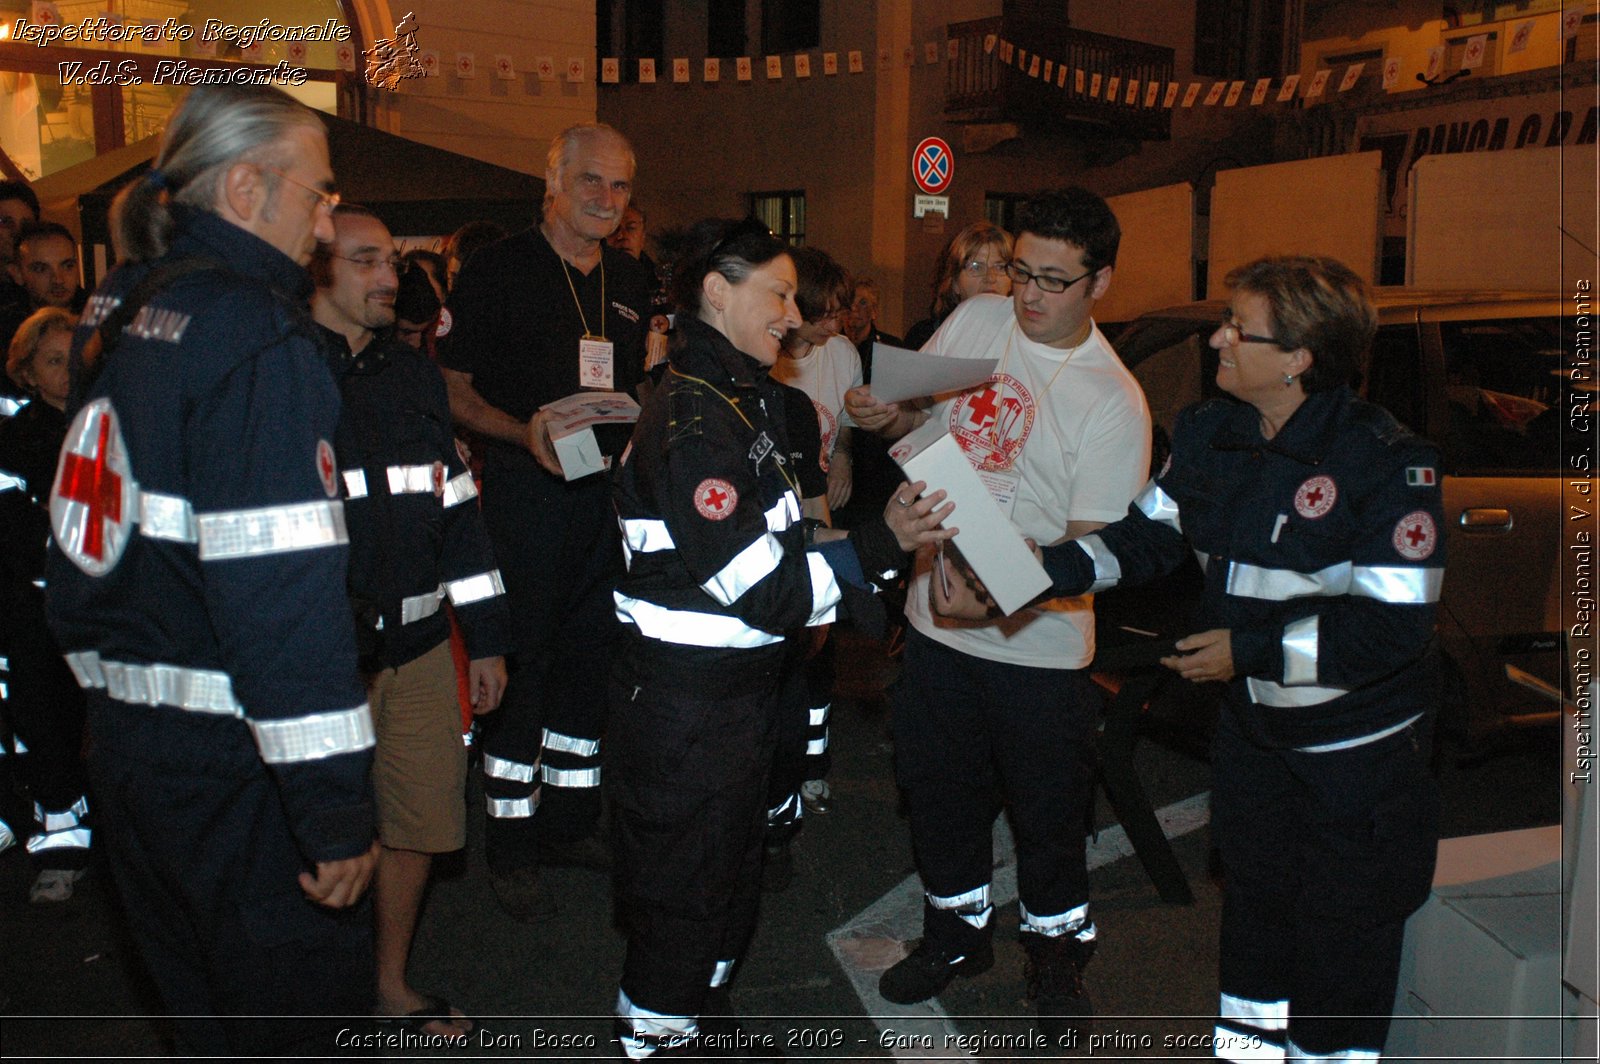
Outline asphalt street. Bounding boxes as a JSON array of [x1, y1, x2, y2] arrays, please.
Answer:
[[1, 627, 1564, 1060]]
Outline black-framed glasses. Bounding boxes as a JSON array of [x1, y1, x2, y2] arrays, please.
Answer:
[[1003, 262, 1096, 294], [1218, 310, 1282, 347], [962, 259, 1010, 278], [264, 166, 341, 213], [332, 253, 403, 273]]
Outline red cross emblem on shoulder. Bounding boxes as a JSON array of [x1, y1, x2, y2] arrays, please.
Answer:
[[694, 478, 737, 521], [51, 399, 135, 576], [1393, 510, 1438, 560]]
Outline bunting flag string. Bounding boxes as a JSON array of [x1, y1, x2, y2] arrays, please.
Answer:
[[428, 18, 1558, 109]]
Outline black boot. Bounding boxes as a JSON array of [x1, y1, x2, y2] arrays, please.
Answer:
[[878, 900, 994, 1004], [1021, 931, 1095, 1042]]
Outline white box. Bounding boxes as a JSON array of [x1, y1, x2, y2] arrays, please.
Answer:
[[542, 391, 640, 481], [888, 418, 1051, 615]]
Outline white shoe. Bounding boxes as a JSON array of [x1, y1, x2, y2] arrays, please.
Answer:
[[30, 868, 86, 904]]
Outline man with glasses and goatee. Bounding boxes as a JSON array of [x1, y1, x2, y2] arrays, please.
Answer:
[[844, 187, 1151, 1043]]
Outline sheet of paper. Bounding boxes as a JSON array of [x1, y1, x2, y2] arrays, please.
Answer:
[[869, 344, 997, 405]]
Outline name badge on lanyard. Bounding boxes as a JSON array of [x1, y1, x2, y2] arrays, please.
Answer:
[[579, 336, 614, 390]]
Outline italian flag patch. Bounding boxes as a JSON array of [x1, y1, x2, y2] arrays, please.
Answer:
[[1406, 466, 1437, 487]]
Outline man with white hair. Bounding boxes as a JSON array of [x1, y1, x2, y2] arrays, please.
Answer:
[[44, 84, 376, 1054], [437, 124, 654, 919]]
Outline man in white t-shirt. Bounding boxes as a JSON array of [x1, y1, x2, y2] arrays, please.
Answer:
[[845, 188, 1150, 1041]]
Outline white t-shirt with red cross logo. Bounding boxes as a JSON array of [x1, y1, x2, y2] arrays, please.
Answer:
[[771, 334, 863, 475], [903, 294, 1152, 670]]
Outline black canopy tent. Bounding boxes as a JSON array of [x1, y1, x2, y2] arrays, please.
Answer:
[[52, 111, 543, 286]]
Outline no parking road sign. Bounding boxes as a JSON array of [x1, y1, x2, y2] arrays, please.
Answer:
[[913, 136, 953, 195]]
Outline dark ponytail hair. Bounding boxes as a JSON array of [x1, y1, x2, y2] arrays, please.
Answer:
[[669, 217, 790, 318]]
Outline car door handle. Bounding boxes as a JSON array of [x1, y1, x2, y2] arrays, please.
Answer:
[[1458, 508, 1512, 531]]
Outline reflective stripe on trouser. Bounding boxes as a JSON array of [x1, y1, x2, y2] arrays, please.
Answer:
[[541, 726, 602, 789], [27, 796, 91, 855], [478, 468, 619, 870], [892, 630, 1098, 925], [616, 987, 697, 1060], [1211, 708, 1438, 1060], [610, 660, 783, 1020]]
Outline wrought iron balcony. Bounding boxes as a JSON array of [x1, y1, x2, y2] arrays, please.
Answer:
[[946, 16, 1174, 141]]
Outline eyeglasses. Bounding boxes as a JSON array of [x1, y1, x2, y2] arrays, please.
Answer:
[[264, 166, 341, 213], [1003, 262, 1096, 294], [962, 260, 1010, 278], [331, 253, 403, 273], [1218, 310, 1282, 347]]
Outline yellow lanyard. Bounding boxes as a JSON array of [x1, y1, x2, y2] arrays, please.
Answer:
[[560, 257, 606, 341], [669, 366, 803, 501]]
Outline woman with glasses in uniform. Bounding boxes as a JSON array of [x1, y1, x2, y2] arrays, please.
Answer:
[[903, 221, 1014, 351], [936, 255, 1445, 1063]]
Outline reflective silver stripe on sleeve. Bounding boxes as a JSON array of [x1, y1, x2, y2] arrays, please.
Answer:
[[1076, 534, 1121, 593], [486, 795, 536, 818], [0, 471, 26, 493], [1281, 615, 1320, 686], [613, 594, 783, 648], [541, 728, 600, 758], [1225, 560, 1441, 604], [197, 500, 348, 560], [483, 753, 537, 783], [446, 570, 505, 606], [65, 651, 243, 716], [138, 490, 198, 542], [400, 587, 444, 624], [703, 534, 784, 607], [1226, 560, 1351, 600], [1133, 480, 1181, 533], [250, 703, 375, 764], [1297, 713, 1422, 754], [1351, 565, 1443, 604], [441, 472, 477, 507], [342, 470, 369, 499], [1245, 676, 1350, 707], [541, 764, 601, 787], [621, 517, 675, 554], [805, 551, 842, 626], [767, 493, 800, 533], [386, 464, 436, 494]]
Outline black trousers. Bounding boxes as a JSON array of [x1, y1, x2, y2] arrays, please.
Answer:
[[1211, 706, 1439, 1058], [479, 467, 621, 868], [609, 644, 784, 1019], [85, 694, 373, 1055], [764, 636, 834, 837], [892, 629, 1099, 929], [2, 587, 90, 869]]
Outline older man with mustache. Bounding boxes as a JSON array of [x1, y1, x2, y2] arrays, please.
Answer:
[[436, 124, 655, 920]]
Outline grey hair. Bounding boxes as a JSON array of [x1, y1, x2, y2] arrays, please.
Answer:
[[110, 84, 325, 263], [543, 123, 635, 210]]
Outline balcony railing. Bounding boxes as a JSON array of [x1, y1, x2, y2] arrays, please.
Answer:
[[946, 17, 1173, 141]]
